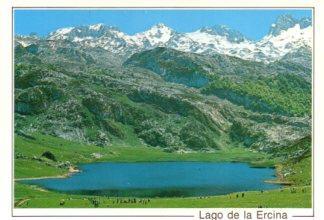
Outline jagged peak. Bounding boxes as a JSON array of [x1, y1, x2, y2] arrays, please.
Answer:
[[143, 23, 174, 34], [153, 23, 169, 28], [50, 27, 74, 36], [89, 23, 105, 31], [48, 23, 123, 40], [269, 14, 311, 36], [199, 24, 246, 43]]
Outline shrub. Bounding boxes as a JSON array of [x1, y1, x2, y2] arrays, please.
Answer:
[[41, 151, 57, 161]]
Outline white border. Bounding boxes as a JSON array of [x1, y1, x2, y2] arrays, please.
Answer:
[[1, 1, 324, 219]]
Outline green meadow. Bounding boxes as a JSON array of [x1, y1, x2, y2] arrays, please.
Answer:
[[14, 133, 311, 208]]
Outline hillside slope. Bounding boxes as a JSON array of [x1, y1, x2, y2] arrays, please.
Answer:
[[15, 40, 311, 155]]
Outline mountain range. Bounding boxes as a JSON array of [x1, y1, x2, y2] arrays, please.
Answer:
[[14, 14, 312, 159], [16, 14, 312, 63]]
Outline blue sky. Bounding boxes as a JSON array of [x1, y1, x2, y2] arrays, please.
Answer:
[[14, 9, 312, 40]]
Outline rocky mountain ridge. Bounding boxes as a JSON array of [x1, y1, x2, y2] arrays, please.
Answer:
[[16, 14, 312, 63]]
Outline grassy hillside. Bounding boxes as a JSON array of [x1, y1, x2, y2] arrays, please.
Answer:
[[14, 40, 312, 208], [15, 133, 274, 179], [126, 47, 311, 117], [202, 74, 311, 116], [15, 44, 311, 154]]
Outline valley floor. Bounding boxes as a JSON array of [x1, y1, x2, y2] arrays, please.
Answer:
[[14, 133, 312, 208]]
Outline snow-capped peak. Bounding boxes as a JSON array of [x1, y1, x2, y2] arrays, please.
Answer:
[[89, 23, 104, 31], [43, 15, 312, 63], [269, 14, 311, 36], [48, 24, 122, 41], [146, 23, 173, 34], [15, 35, 40, 47], [258, 23, 312, 62], [135, 23, 175, 46], [56, 27, 74, 35], [152, 23, 169, 29], [49, 27, 74, 40], [199, 25, 246, 43]]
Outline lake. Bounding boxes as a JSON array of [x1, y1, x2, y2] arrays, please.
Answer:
[[22, 162, 280, 197]]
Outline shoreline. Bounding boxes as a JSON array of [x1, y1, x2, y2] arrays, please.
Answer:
[[15, 166, 80, 181], [15, 160, 289, 196], [264, 179, 291, 185], [16, 161, 284, 184], [16, 161, 286, 191]]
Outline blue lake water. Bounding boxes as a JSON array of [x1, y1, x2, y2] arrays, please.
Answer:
[[22, 162, 280, 197]]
